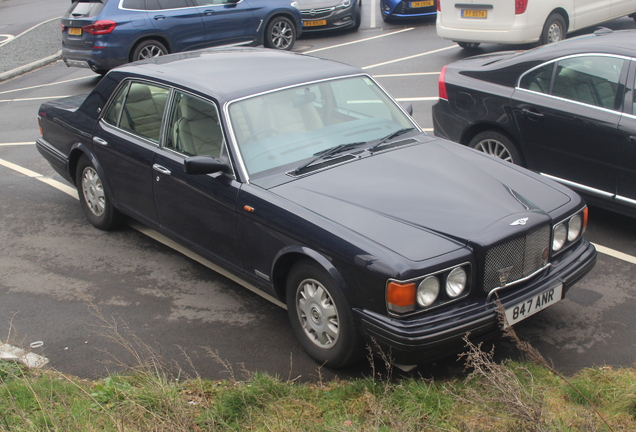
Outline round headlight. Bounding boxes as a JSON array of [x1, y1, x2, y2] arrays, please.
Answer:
[[567, 214, 582, 242], [553, 223, 567, 251], [446, 267, 467, 298], [417, 277, 440, 307]]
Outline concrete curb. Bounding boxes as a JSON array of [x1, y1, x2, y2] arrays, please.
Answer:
[[0, 50, 62, 83]]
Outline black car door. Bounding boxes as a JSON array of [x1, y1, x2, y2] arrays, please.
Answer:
[[616, 60, 636, 208], [93, 80, 171, 226], [151, 90, 242, 267], [512, 55, 627, 199]]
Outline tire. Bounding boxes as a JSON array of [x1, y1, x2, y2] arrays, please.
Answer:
[[457, 42, 480, 49], [468, 131, 524, 166], [76, 156, 122, 230], [264, 16, 296, 50], [130, 39, 168, 62], [286, 260, 364, 368], [540, 13, 566, 45], [351, 3, 361, 31]]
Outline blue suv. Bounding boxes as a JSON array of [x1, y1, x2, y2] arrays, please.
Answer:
[[62, 0, 303, 74]]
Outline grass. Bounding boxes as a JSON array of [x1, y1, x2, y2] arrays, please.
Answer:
[[1, 311, 635, 431]]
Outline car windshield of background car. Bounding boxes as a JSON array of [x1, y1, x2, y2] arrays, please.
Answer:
[[228, 76, 416, 176]]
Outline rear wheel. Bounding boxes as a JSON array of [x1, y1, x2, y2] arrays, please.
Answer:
[[468, 131, 524, 166], [286, 260, 363, 368], [264, 17, 296, 50], [540, 13, 566, 45], [76, 156, 122, 230], [131, 39, 168, 62]]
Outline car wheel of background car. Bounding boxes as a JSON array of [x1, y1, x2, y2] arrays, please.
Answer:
[[76, 156, 122, 230], [264, 17, 296, 50], [131, 39, 168, 62], [352, 2, 362, 31], [286, 260, 364, 368], [540, 13, 566, 45], [457, 42, 480, 49], [469, 131, 524, 166]]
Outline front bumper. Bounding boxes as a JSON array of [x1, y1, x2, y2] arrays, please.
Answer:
[[355, 239, 597, 365], [300, 8, 358, 32]]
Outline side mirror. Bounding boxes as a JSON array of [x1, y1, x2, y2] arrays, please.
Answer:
[[184, 156, 228, 175], [401, 102, 413, 116]]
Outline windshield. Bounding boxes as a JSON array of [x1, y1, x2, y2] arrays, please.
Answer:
[[228, 75, 418, 177]]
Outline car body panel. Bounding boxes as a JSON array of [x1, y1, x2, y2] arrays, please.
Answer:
[[433, 29, 636, 218], [37, 48, 596, 365]]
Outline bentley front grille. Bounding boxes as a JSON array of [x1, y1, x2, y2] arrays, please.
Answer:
[[482, 224, 551, 294]]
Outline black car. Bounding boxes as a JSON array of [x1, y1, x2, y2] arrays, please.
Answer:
[[36, 48, 596, 368], [433, 29, 636, 218]]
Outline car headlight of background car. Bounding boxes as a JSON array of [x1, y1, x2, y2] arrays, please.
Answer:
[[551, 207, 588, 255], [336, 0, 352, 10], [387, 263, 472, 314]]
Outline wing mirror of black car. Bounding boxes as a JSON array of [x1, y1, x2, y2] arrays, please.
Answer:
[[401, 102, 413, 116], [184, 156, 228, 175]]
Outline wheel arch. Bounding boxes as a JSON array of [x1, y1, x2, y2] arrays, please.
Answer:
[[271, 247, 349, 305], [260, 11, 300, 42], [68, 145, 116, 205], [128, 35, 172, 62], [547, 8, 570, 32], [460, 122, 519, 148]]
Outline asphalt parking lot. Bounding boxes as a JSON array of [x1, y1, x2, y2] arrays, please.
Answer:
[[1, 3, 636, 380]]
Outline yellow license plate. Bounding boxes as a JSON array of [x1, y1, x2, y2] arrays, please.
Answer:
[[69, 27, 83, 36], [462, 9, 487, 18], [303, 19, 327, 27], [410, 1, 434, 7]]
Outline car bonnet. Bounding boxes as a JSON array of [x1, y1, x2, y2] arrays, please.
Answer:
[[270, 137, 572, 262]]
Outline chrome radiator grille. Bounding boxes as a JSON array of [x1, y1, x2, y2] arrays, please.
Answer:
[[482, 224, 551, 294]]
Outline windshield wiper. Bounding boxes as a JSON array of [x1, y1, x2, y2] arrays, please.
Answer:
[[367, 128, 415, 152], [291, 142, 365, 175]]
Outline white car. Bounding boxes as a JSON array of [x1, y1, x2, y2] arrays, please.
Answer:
[[436, 0, 636, 48]]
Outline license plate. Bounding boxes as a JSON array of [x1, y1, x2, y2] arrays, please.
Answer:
[[303, 19, 327, 27], [462, 9, 487, 18], [410, 0, 434, 7], [504, 283, 563, 327], [69, 27, 83, 36]]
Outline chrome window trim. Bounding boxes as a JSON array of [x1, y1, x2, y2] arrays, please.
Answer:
[[223, 73, 422, 184], [516, 87, 626, 116]]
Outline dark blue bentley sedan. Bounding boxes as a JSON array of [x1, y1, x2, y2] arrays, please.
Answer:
[[36, 48, 596, 368], [62, 0, 302, 74]]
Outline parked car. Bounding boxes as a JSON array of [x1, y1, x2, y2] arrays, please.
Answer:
[[36, 47, 596, 368], [61, 0, 302, 74], [380, 0, 436, 22], [298, 0, 361, 32], [436, 0, 636, 49], [433, 29, 636, 218]]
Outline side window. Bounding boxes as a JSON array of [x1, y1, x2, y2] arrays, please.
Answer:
[[102, 81, 130, 127], [193, 0, 233, 5], [147, 0, 191, 10], [519, 63, 554, 94], [551, 56, 624, 110], [122, 0, 146, 9], [165, 92, 223, 158]]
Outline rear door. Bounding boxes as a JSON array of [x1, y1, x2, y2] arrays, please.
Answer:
[[512, 55, 627, 199], [572, 0, 610, 30], [145, 0, 208, 52], [437, 0, 514, 30], [616, 60, 636, 209], [610, 0, 636, 18], [192, 0, 257, 46]]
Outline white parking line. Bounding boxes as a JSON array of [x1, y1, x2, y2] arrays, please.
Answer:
[[0, 96, 71, 103], [363, 45, 458, 69], [374, 72, 440, 77], [0, 76, 93, 96], [304, 28, 414, 54], [0, 156, 632, 269], [0, 142, 34, 146], [396, 97, 438, 101]]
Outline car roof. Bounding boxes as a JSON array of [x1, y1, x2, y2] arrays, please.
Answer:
[[527, 29, 636, 59], [111, 48, 364, 102]]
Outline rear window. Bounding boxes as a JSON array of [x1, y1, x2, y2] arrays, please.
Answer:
[[67, 1, 107, 17]]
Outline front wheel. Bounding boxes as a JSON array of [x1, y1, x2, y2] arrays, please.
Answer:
[[540, 13, 566, 45], [286, 260, 363, 368], [264, 17, 296, 50], [131, 39, 168, 62], [76, 156, 122, 230], [468, 131, 524, 166]]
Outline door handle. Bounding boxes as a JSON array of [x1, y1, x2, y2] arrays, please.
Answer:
[[521, 108, 544, 118], [93, 136, 108, 146], [203, 9, 215, 15], [153, 164, 171, 175], [154, 15, 166, 20]]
